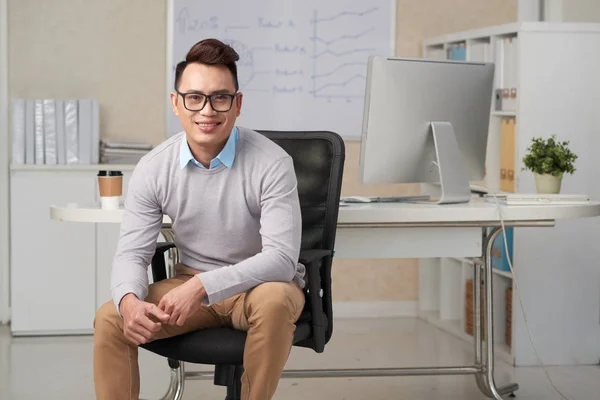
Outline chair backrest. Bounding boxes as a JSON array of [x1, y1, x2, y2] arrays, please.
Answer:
[[257, 130, 345, 348]]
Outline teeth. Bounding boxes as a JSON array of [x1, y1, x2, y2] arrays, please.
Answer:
[[198, 123, 219, 126]]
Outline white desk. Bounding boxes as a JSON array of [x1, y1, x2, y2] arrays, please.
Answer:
[[51, 199, 599, 259], [50, 198, 600, 400]]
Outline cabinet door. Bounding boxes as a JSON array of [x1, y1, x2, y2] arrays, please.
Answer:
[[10, 171, 96, 335]]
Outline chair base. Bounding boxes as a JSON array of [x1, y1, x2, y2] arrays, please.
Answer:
[[141, 362, 243, 400], [140, 360, 185, 400], [214, 364, 243, 400]]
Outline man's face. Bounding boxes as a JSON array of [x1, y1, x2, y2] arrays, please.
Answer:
[[171, 63, 243, 151]]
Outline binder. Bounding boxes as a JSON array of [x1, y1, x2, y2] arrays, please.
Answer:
[[509, 37, 518, 110], [24, 100, 34, 164], [488, 226, 513, 272], [499, 118, 516, 192], [43, 99, 57, 165], [77, 99, 92, 164], [11, 99, 26, 165], [447, 43, 466, 61], [494, 38, 504, 94], [65, 99, 79, 164], [91, 100, 100, 164], [457, 43, 466, 60], [503, 37, 518, 111], [446, 44, 453, 60], [34, 99, 45, 165], [56, 100, 66, 165], [502, 38, 511, 107]]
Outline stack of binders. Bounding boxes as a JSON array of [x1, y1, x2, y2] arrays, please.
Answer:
[[11, 98, 100, 165]]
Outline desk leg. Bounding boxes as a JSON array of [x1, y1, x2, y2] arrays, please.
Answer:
[[473, 256, 493, 397], [474, 227, 518, 399]]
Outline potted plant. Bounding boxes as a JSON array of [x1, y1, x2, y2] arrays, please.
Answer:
[[522, 134, 577, 193]]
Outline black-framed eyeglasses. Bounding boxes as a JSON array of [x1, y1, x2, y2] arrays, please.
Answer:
[[177, 91, 237, 112]]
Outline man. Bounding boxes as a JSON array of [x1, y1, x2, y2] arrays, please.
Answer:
[[93, 38, 306, 400]]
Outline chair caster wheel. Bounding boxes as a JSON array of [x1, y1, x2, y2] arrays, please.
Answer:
[[509, 393, 516, 398]]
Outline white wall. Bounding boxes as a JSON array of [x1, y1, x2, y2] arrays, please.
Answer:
[[518, 0, 543, 21], [0, 0, 10, 324], [543, 0, 600, 22], [563, 0, 600, 22]]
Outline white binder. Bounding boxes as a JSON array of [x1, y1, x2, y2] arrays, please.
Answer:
[[77, 99, 92, 164], [34, 99, 45, 165], [56, 100, 66, 165], [24, 100, 35, 164], [64, 99, 79, 164], [43, 99, 57, 165], [11, 99, 25, 165]]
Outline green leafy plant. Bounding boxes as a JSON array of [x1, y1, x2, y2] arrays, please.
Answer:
[[522, 134, 577, 177]]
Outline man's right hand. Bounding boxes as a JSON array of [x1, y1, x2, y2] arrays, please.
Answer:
[[119, 293, 171, 345]]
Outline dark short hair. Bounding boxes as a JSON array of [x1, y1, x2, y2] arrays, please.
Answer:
[[174, 38, 240, 91]]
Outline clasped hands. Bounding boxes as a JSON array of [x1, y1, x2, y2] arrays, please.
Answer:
[[120, 277, 206, 345]]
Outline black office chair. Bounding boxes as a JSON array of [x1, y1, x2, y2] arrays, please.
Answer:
[[141, 130, 345, 400]]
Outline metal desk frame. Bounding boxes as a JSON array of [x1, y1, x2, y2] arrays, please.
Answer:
[[154, 220, 554, 400]]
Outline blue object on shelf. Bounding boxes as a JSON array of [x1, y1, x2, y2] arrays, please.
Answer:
[[489, 227, 513, 272]]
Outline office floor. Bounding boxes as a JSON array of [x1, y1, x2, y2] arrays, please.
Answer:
[[1, 317, 598, 400]]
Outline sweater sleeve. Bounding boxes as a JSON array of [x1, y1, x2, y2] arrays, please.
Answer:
[[110, 162, 163, 315], [197, 156, 302, 305]]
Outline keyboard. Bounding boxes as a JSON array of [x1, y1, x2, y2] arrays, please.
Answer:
[[340, 195, 431, 203]]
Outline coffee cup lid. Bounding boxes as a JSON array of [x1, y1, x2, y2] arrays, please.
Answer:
[[98, 170, 123, 177]]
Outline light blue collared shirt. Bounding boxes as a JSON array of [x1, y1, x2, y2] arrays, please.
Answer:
[[180, 127, 239, 169]]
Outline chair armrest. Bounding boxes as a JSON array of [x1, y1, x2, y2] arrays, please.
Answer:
[[299, 249, 332, 353], [299, 249, 332, 266], [151, 242, 177, 283]]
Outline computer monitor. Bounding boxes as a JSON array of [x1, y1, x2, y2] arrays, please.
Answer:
[[359, 56, 495, 204]]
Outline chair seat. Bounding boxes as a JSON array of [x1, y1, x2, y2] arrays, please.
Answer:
[[141, 323, 312, 365]]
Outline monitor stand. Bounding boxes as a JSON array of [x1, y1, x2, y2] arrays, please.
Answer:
[[429, 121, 472, 204]]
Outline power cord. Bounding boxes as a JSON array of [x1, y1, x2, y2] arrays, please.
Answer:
[[485, 188, 572, 400]]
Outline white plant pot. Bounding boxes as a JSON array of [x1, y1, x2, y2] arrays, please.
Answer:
[[534, 173, 562, 194]]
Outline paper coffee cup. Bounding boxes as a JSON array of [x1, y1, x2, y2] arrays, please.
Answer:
[[98, 170, 123, 209], [101, 196, 120, 210]]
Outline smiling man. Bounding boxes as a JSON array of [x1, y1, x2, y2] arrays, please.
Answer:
[[93, 38, 306, 400]]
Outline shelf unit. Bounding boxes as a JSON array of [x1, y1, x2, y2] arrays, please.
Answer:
[[419, 256, 514, 365], [419, 22, 600, 367]]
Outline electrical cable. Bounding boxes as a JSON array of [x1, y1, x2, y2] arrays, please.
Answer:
[[485, 188, 572, 400]]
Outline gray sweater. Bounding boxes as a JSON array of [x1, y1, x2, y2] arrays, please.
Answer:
[[111, 127, 305, 312]]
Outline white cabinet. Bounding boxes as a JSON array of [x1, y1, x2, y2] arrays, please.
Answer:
[[10, 170, 96, 335], [9, 166, 134, 335]]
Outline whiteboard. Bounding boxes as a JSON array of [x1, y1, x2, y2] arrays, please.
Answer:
[[167, 0, 395, 139]]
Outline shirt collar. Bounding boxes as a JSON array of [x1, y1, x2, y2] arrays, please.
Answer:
[[179, 126, 238, 169]]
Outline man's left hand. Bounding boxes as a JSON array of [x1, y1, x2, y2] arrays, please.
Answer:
[[158, 277, 207, 326]]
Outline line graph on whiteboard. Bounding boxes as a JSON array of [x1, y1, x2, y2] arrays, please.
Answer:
[[310, 8, 377, 101], [168, 0, 393, 136]]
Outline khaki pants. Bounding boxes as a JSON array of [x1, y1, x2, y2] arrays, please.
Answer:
[[93, 264, 305, 400]]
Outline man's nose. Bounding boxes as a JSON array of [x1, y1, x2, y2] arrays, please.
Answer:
[[201, 99, 217, 115]]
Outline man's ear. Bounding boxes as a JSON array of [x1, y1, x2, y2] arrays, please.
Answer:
[[170, 92, 180, 116], [235, 92, 243, 117]]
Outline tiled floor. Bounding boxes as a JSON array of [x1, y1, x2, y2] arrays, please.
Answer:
[[1, 317, 598, 399]]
